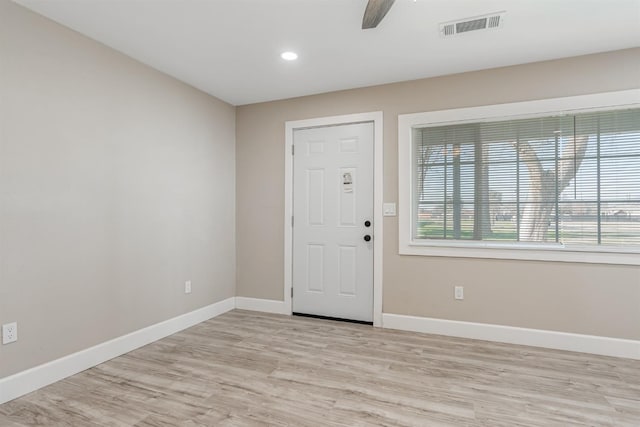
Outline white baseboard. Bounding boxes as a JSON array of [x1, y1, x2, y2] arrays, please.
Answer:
[[235, 297, 289, 314], [0, 297, 236, 405], [382, 313, 640, 360]]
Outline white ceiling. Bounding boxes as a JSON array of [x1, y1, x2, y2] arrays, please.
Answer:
[[14, 0, 640, 106]]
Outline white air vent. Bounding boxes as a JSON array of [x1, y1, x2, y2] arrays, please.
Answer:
[[440, 12, 505, 37]]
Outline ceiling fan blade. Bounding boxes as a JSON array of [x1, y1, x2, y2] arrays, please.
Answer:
[[362, 0, 395, 29]]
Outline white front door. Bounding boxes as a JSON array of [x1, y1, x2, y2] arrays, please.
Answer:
[[292, 122, 374, 322]]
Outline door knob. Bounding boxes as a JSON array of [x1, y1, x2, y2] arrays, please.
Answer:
[[364, 220, 371, 227], [364, 235, 372, 242]]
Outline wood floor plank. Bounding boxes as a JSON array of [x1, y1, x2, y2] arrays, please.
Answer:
[[1, 310, 638, 426]]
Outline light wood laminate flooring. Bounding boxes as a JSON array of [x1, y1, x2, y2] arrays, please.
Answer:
[[1, 310, 638, 426]]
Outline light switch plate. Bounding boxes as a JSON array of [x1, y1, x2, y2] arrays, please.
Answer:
[[383, 203, 397, 216]]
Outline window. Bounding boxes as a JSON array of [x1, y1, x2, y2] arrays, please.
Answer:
[[398, 90, 640, 265]]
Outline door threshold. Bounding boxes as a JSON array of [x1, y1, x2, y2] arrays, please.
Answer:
[[292, 312, 373, 325]]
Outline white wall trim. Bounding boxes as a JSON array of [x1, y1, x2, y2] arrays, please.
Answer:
[[382, 313, 640, 360], [284, 111, 384, 326], [235, 297, 288, 314], [0, 297, 236, 405]]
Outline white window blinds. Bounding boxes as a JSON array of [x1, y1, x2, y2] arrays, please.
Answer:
[[412, 108, 640, 248]]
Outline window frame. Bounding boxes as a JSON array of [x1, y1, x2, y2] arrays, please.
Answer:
[[398, 89, 640, 265]]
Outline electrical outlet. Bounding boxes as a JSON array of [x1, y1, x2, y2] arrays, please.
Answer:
[[184, 280, 192, 294], [454, 286, 464, 300], [2, 322, 18, 344]]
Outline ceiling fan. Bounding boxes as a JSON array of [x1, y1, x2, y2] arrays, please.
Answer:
[[362, 0, 396, 29]]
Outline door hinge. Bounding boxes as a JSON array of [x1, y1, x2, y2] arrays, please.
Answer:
[[291, 216, 294, 227], [291, 144, 295, 155], [291, 287, 293, 298]]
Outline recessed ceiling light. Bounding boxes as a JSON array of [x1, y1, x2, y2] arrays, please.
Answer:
[[281, 51, 298, 61]]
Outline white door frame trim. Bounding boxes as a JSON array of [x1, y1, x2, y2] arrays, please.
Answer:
[[284, 112, 383, 326]]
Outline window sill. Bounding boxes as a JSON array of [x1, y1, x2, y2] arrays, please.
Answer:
[[400, 241, 640, 266]]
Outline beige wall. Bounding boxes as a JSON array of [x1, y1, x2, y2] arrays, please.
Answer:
[[0, 1, 236, 378], [237, 48, 640, 340]]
